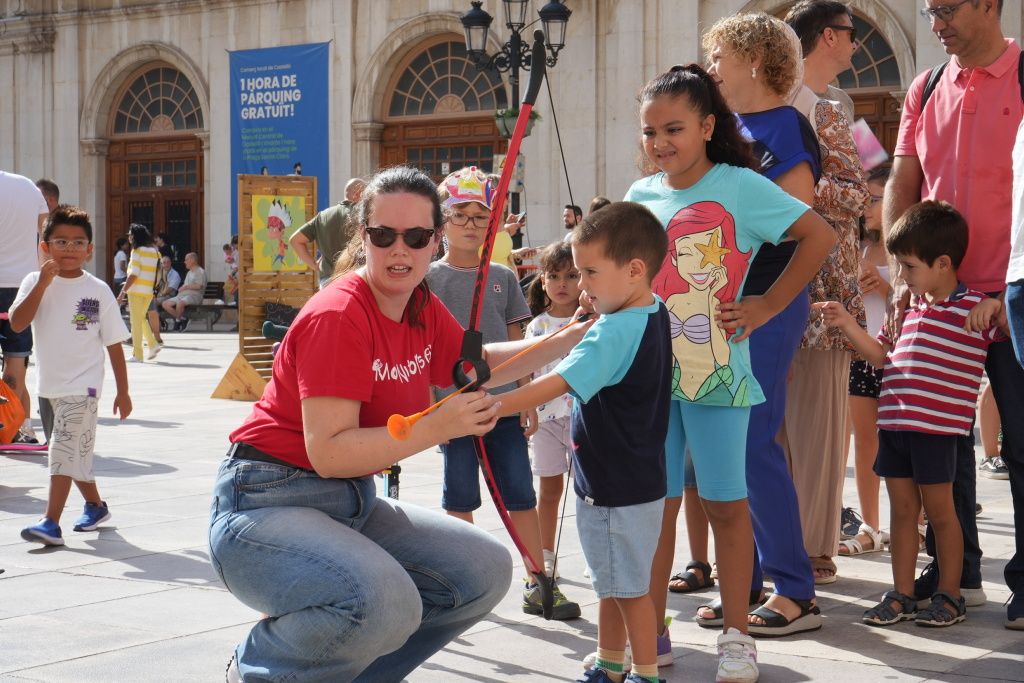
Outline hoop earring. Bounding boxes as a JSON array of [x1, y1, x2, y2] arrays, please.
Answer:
[[751, 66, 758, 79]]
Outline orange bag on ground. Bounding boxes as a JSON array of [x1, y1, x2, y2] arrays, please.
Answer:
[[0, 379, 26, 444]]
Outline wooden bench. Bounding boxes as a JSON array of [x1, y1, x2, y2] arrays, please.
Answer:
[[156, 281, 236, 331], [185, 281, 237, 331]]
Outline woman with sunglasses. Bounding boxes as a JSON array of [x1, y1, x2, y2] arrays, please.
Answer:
[[209, 165, 591, 682]]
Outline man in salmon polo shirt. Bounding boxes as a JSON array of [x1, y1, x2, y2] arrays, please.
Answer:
[[884, 0, 1024, 629]]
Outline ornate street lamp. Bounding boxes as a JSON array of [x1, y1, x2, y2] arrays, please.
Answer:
[[460, 0, 571, 221], [538, 0, 571, 60]]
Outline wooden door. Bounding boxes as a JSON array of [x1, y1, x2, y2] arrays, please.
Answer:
[[380, 118, 507, 181], [851, 91, 902, 158], [106, 136, 204, 285]]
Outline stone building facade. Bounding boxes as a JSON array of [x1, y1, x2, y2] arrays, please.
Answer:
[[1, 0, 1021, 282]]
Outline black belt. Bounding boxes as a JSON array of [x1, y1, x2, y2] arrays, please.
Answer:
[[227, 442, 313, 472]]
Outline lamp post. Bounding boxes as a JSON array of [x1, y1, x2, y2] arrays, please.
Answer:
[[460, 0, 571, 226]]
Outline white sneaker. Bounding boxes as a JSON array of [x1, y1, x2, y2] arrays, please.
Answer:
[[147, 343, 164, 360], [126, 357, 143, 363], [19, 421, 40, 443], [716, 628, 758, 682], [543, 549, 560, 580], [225, 654, 242, 683]]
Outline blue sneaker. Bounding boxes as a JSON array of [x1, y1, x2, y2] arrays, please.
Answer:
[[21, 517, 64, 545], [576, 668, 620, 683], [73, 501, 111, 532], [625, 675, 666, 683]]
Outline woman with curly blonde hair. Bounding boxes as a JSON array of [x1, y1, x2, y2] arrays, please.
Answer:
[[663, 12, 827, 639]]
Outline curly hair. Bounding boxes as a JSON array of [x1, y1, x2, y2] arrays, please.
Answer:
[[702, 12, 802, 99]]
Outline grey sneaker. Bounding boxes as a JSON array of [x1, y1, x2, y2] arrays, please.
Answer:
[[979, 456, 1010, 480], [522, 580, 581, 620]]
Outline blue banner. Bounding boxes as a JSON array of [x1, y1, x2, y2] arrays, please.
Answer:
[[229, 42, 329, 233]]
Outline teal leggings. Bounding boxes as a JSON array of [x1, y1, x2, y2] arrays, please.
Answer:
[[665, 400, 751, 502]]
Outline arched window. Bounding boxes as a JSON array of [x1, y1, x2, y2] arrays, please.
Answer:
[[837, 15, 900, 89], [112, 65, 204, 135], [387, 40, 508, 118], [381, 37, 510, 180]]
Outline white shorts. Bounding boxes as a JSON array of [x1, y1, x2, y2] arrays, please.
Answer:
[[167, 291, 202, 306], [530, 416, 571, 477], [45, 394, 99, 482]]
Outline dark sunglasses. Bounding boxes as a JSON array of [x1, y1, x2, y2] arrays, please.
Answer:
[[365, 225, 436, 249], [825, 24, 858, 42]]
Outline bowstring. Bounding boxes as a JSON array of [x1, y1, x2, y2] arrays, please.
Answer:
[[542, 71, 576, 584], [544, 75, 576, 214]]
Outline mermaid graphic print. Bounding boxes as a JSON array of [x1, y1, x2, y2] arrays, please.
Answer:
[[652, 201, 752, 405]]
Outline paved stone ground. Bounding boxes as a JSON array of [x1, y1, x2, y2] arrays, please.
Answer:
[[0, 333, 1021, 682]]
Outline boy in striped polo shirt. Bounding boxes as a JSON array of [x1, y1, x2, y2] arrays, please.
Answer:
[[816, 201, 1006, 629]]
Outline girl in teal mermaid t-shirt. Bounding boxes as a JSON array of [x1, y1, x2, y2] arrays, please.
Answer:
[[622, 63, 835, 679]]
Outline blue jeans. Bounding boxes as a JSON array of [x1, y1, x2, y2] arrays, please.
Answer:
[[208, 458, 512, 682], [1007, 280, 1024, 367], [746, 290, 815, 600], [985, 336, 1024, 593]]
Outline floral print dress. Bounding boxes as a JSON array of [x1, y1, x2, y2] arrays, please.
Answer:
[[801, 99, 869, 351]]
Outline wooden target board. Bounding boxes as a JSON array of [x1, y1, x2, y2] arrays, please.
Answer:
[[212, 174, 318, 400]]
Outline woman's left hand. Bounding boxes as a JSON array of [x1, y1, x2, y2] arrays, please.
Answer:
[[715, 297, 775, 342]]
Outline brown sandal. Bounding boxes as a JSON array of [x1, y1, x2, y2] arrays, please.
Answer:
[[811, 556, 838, 585]]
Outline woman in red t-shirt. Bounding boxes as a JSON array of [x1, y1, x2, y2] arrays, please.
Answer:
[[210, 166, 589, 682]]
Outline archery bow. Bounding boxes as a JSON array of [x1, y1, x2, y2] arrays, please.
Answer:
[[453, 29, 555, 620]]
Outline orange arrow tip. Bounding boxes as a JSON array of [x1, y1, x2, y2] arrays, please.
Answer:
[[387, 413, 413, 441]]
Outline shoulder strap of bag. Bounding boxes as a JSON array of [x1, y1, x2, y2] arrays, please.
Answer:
[[920, 62, 947, 111], [921, 51, 1024, 110]]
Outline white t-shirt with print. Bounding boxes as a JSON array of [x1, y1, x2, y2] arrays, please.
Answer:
[[525, 312, 574, 422], [13, 271, 129, 398], [0, 171, 48, 287]]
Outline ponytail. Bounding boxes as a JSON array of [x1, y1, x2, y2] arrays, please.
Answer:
[[525, 275, 549, 317], [526, 240, 576, 317], [638, 64, 760, 172]]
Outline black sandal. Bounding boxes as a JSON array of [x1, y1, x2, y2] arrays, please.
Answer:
[[695, 589, 766, 628], [862, 590, 917, 626], [668, 560, 715, 594], [747, 597, 822, 637], [916, 591, 966, 627]]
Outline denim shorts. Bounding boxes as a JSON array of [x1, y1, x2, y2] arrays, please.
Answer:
[[576, 497, 664, 598], [441, 416, 536, 512], [530, 416, 571, 477], [0, 287, 32, 357], [874, 429, 958, 485], [665, 401, 751, 501]]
